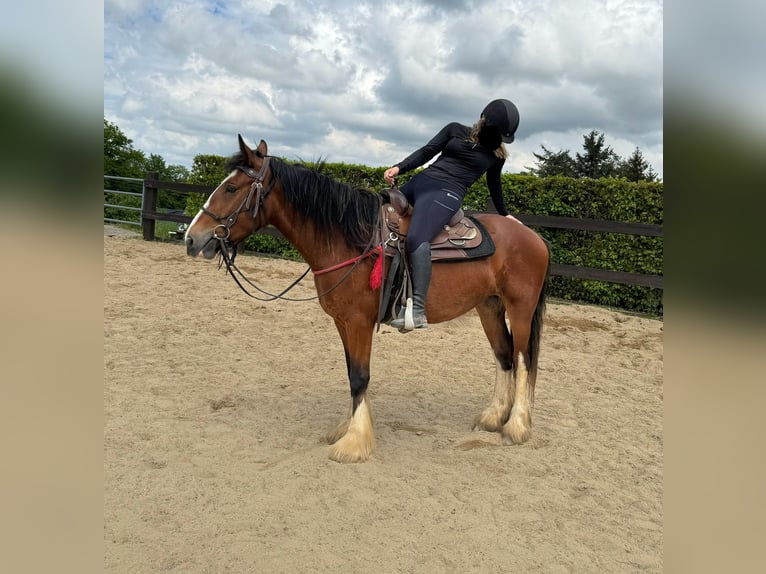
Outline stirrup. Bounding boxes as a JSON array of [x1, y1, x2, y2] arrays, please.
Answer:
[[389, 298, 411, 329], [392, 314, 427, 332], [390, 299, 428, 331], [386, 305, 406, 327]]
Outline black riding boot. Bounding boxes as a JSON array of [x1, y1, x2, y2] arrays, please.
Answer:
[[391, 243, 432, 331]]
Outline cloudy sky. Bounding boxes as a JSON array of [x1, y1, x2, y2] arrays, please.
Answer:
[[104, 0, 663, 178]]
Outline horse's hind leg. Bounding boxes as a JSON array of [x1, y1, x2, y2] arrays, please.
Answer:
[[473, 297, 516, 433], [326, 318, 376, 463], [502, 315, 534, 445]]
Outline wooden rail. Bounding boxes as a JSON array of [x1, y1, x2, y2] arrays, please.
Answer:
[[141, 174, 663, 290]]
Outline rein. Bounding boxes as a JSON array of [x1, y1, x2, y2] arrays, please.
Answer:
[[209, 159, 384, 302], [313, 245, 384, 276]]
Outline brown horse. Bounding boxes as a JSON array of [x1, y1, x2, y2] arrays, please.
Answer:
[[185, 135, 550, 463]]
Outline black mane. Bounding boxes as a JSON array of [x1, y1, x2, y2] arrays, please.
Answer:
[[226, 153, 381, 250]]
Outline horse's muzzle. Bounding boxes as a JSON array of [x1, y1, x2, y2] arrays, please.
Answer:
[[185, 232, 219, 259]]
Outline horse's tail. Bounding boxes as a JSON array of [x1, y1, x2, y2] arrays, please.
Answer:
[[527, 240, 551, 404]]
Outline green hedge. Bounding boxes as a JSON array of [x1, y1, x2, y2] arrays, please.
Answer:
[[183, 162, 663, 315], [473, 175, 664, 316]]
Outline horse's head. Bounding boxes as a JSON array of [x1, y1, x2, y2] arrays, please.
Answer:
[[185, 135, 271, 259]]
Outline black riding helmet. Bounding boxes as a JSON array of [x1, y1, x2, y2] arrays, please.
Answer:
[[481, 99, 520, 143]]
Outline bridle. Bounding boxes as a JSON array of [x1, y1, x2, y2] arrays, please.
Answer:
[[199, 154, 302, 300], [199, 155, 383, 303], [201, 156, 273, 240]]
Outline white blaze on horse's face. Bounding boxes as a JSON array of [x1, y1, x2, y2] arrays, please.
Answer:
[[185, 170, 238, 239]]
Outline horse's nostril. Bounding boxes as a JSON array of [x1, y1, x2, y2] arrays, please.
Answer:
[[185, 236, 193, 246]]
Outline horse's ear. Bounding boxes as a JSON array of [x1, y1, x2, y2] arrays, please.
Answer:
[[256, 139, 268, 158], [237, 134, 252, 157]]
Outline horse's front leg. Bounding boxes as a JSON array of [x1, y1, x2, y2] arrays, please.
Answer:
[[326, 317, 376, 463]]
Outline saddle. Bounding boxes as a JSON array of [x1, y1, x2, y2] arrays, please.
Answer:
[[379, 187, 494, 261], [375, 187, 496, 327]]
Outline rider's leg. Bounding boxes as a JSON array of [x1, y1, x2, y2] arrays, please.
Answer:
[[390, 182, 462, 331]]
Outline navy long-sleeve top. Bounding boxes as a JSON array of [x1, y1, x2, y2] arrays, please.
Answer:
[[394, 122, 509, 216]]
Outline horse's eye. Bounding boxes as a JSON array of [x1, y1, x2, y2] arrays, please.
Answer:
[[226, 185, 237, 193]]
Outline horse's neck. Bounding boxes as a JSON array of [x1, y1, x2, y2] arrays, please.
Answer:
[[267, 202, 357, 270]]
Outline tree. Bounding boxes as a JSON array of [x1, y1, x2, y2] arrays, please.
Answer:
[[529, 130, 655, 180], [103, 118, 146, 178], [144, 153, 168, 178], [618, 147, 658, 182], [144, 153, 192, 211], [528, 145, 577, 177], [184, 154, 230, 215], [575, 130, 619, 179], [145, 153, 190, 182], [104, 119, 190, 182], [104, 119, 194, 215], [188, 154, 228, 186]]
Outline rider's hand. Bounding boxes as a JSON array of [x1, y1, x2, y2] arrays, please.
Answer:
[[384, 167, 399, 185]]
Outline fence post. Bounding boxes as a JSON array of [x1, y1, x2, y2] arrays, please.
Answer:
[[142, 172, 158, 241]]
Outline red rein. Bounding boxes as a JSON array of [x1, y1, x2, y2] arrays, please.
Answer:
[[312, 245, 384, 290]]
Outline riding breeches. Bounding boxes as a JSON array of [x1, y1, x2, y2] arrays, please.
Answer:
[[400, 172, 464, 251]]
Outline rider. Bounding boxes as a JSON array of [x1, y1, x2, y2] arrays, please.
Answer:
[[383, 98, 520, 331]]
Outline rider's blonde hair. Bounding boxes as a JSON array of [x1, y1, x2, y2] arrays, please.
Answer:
[[468, 118, 508, 159]]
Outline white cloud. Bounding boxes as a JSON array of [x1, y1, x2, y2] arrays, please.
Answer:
[[104, 0, 663, 178]]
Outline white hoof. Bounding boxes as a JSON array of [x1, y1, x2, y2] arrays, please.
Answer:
[[502, 412, 531, 445], [328, 397, 375, 463]]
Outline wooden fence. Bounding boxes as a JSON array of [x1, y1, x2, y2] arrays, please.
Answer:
[[141, 173, 663, 290]]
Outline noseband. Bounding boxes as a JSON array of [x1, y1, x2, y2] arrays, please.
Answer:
[[201, 156, 273, 240]]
